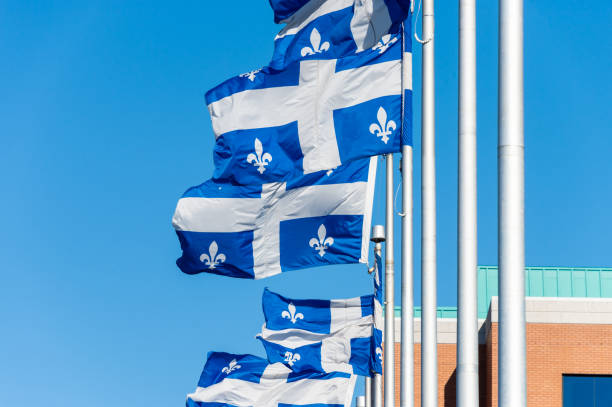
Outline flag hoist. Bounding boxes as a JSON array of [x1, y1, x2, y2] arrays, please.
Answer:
[[172, 1, 414, 406]]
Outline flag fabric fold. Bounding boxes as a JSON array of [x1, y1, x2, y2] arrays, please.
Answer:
[[257, 288, 382, 376], [173, 157, 377, 279], [186, 352, 356, 407]]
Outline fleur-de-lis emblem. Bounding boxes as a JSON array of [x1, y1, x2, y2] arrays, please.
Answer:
[[284, 351, 301, 366], [372, 34, 398, 54], [301, 28, 330, 56], [221, 359, 241, 375], [376, 347, 383, 361], [240, 69, 261, 82], [326, 167, 337, 176], [246, 138, 273, 174], [281, 303, 304, 324], [369, 106, 396, 144], [200, 241, 226, 269], [309, 224, 334, 257]]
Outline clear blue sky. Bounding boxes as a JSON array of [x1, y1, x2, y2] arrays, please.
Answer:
[[1, 1, 611, 406]]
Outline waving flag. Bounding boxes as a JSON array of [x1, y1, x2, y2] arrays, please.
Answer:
[[209, 39, 401, 185], [257, 288, 382, 376], [173, 157, 376, 279], [268, 0, 412, 69], [186, 352, 356, 407]]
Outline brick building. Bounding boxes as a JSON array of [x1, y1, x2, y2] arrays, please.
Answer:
[[390, 266, 612, 406]]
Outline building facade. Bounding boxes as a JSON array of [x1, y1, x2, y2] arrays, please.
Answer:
[[392, 266, 612, 406]]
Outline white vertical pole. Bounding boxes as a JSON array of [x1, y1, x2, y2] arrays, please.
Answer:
[[498, 0, 526, 404], [400, 15, 415, 407], [421, 0, 437, 405], [373, 372, 383, 407], [357, 395, 366, 407], [401, 148, 414, 407], [366, 376, 372, 407], [385, 154, 395, 407], [457, 0, 479, 406]]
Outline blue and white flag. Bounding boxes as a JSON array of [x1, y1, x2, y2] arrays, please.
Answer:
[[208, 35, 402, 185], [268, 0, 412, 69], [186, 352, 356, 407], [173, 157, 376, 279], [257, 288, 382, 376]]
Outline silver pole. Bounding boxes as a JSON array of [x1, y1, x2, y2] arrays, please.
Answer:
[[400, 147, 414, 407], [357, 395, 366, 407], [371, 228, 384, 407], [421, 0, 437, 405], [457, 0, 479, 406], [385, 154, 395, 407], [498, 0, 526, 404], [373, 372, 383, 407], [365, 376, 372, 407]]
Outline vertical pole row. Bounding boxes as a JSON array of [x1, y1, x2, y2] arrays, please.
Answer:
[[421, 0, 437, 404], [457, 0, 479, 406], [385, 154, 395, 407], [498, 0, 526, 404]]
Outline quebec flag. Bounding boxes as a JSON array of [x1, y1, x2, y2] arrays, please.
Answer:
[[257, 288, 382, 376], [268, 0, 412, 69], [186, 352, 356, 407], [172, 157, 376, 279], [209, 38, 403, 185]]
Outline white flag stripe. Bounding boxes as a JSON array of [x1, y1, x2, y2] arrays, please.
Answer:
[[320, 338, 357, 374], [330, 297, 365, 332], [276, 0, 353, 38], [172, 197, 261, 233], [208, 59, 400, 135], [350, 0, 393, 51], [360, 157, 377, 265], [259, 318, 373, 348], [403, 52, 413, 91], [174, 181, 367, 234], [187, 372, 356, 407], [209, 85, 298, 137], [374, 299, 384, 331], [278, 182, 368, 220]]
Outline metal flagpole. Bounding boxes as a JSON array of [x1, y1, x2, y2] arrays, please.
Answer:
[[371, 225, 385, 407], [498, 0, 526, 404], [457, 0, 479, 405], [400, 19, 414, 407], [400, 149, 414, 407], [421, 0, 437, 405], [385, 154, 395, 407], [373, 372, 383, 407], [365, 377, 372, 407]]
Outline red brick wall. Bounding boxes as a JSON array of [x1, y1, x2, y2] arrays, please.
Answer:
[[389, 322, 612, 406], [486, 322, 612, 407], [391, 343, 487, 407]]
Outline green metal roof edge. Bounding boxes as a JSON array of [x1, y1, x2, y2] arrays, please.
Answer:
[[392, 266, 612, 318], [478, 265, 612, 272]]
